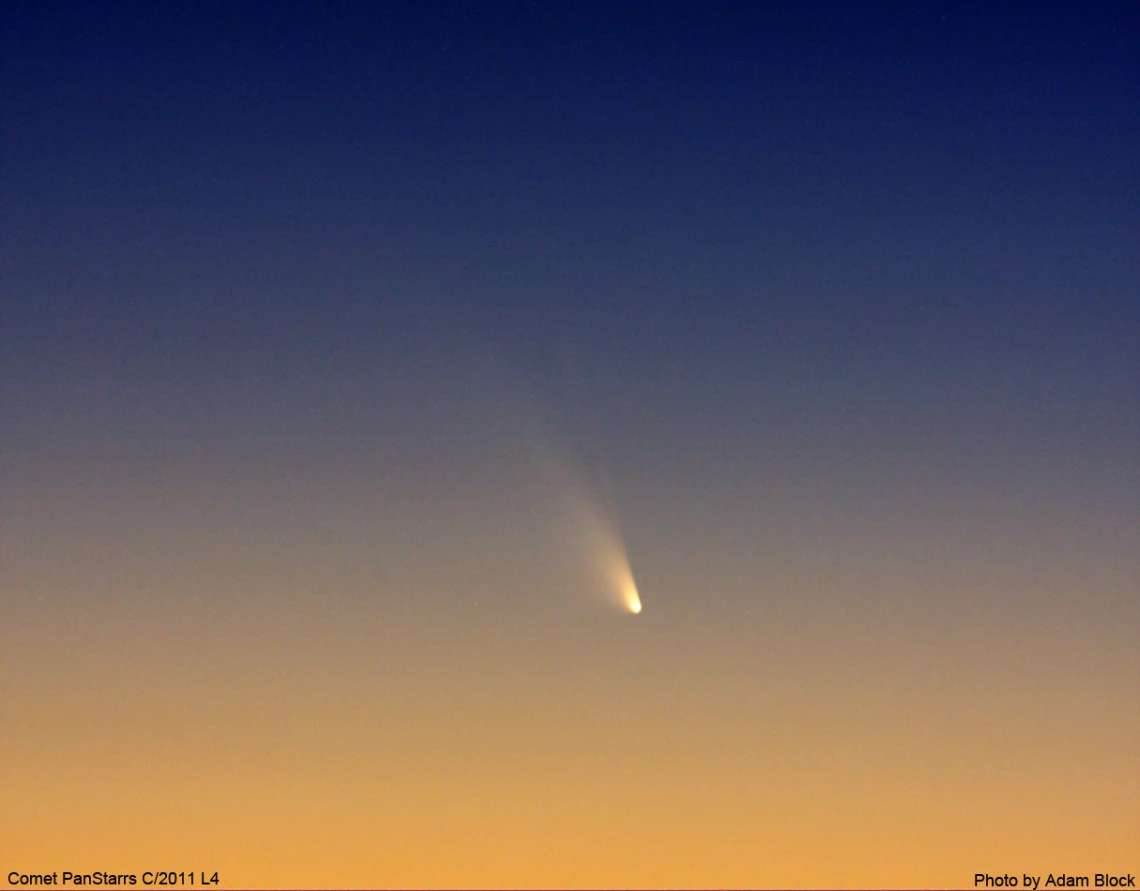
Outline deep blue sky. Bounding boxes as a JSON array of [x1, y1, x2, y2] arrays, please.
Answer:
[[6, 3, 1137, 380], [2, 1, 1137, 574], [4, 2, 1136, 581]]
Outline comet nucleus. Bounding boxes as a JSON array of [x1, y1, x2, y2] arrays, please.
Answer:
[[610, 556, 642, 615]]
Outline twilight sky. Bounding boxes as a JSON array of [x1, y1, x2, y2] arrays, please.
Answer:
[[2, 3, 1137, 887]]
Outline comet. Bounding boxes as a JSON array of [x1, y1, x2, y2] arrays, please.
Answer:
[[566, 484, 643, 616], [516, 391, 643, 615], [611, 553, 642, 615], [626, 588, 642, 615]]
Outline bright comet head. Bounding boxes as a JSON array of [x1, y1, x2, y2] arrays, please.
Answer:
[[604, 542, 642, 615], [621, 578, 642, 615]]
